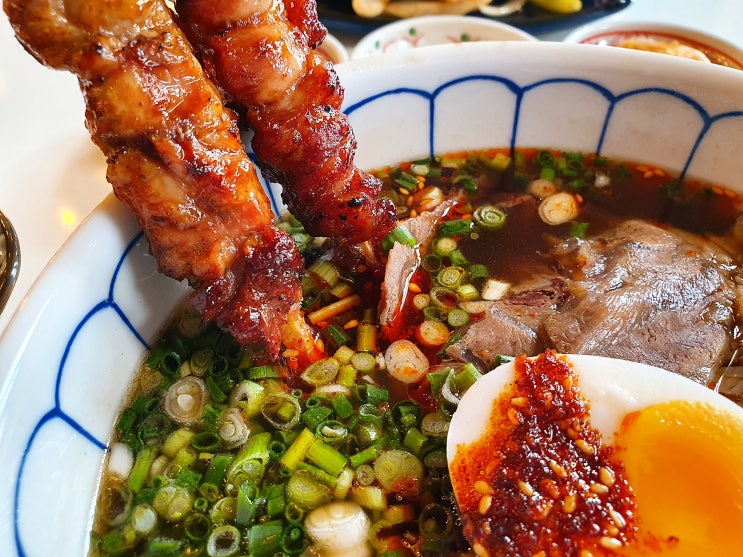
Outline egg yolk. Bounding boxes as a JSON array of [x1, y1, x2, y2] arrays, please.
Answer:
[[614, 399, 743, 555]]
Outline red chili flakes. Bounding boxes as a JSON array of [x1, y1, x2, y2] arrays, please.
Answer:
[[450, 351, 637, 556]]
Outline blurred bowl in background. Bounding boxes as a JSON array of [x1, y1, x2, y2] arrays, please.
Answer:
[[351, 14, 536, 58], [318, 31, 351, 63], [564, 20, 743, 70]]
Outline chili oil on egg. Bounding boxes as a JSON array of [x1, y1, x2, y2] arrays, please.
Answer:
[[446, 352, 743, 556]]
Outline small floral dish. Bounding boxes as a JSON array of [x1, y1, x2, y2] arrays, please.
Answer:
[[3, 41, 743, 555], [564, 20, 743, 70], [351, 14, 536, 58]]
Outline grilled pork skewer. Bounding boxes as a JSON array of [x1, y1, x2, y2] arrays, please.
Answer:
[[175, 0, 397, 245], [4, 0, 308, 358]]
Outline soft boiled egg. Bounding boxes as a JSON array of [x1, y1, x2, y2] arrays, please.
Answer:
[[446, 351, 743, 556]]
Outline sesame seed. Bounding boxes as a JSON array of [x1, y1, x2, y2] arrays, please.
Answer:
[[575, 439, 595, 455], [473, 542, 490, 557], [507, 407, 523, 425], [579, 550, 594, 557], [599, 467, 615, 487], [518, 480, 535, 497], [479, 494, 493, 515], [534, 500, 553, 520], [474, 480, 495, 495], [609, 509, 626, 529], [548, 460, 568, 479], [606, 524, 620, 537], [590, 482, 609, 495], [562, 493, 577, 514], [510, 396, 528, 407], [566, 427, 579, 439], [599, 536, 623, 550]]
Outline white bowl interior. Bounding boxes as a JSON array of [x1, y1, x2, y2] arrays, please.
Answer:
[[3, 41, 743, 556]]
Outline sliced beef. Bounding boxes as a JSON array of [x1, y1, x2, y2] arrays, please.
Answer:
[[445, 218, 738, 383], [379, 199, 458, 333], [543, 220, 737, 383], [446, 277, 569, 370]]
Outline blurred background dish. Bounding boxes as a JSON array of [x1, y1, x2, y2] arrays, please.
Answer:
[[317, 0, 631, 36], [564, 20, 743, 69], [317, 31, 351, 63], [351, 14, 536, 58]]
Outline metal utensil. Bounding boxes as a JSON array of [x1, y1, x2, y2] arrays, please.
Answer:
[[0, 209, 20, 314]]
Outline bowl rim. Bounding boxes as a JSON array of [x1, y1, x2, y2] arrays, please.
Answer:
[[563, 19, 743, 68]]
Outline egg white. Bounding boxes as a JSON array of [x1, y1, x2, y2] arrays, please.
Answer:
[[446, 353, 743, 461]]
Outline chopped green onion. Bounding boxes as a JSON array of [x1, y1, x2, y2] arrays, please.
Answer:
[[433, 237, 458, 257], [421, 413, 450, 438], [247, 365, 281, 380], [331, 393, 355, 420], [308, 259, 341, 288], [236, 481, 260, 526], [447, 308, 470, 328], [302, 404, 334, 430], [183, 512, 211, 542], [447, 249, 469, 266], [473, 204, 507, 231], [456, 283, 479, 301], [454, 363, 482, 392], [422, 253, 442, 273], [437, 265, 466, 289], [403, 427, 427, 456], [261, 392, 302, 431], [349, 445, 380, 468], [306, 438, 348, 477], [128, 447, 156, 493], [207, 524, 241, 557], [202, 453, 234, 487], [571, 221, 590, 238], [381, 225, 417, 253], [301, 357, 340, 387], [437, 218, 472, 237], [325, 323, 350, 346], [316, 420, 349, 444], [152, 484, 193, 523], [355, 463, 375, 486], [286, 470, 330, 511], [280, 428, 315, 471], [395, 171, 419, 192], [337, 364, 358, 388], [191, 431, 222, 452], [205, 375, 227, 403], [350, 351, 376, 373]]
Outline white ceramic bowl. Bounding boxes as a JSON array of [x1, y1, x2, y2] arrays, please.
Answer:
[[564, 20, 743, 70], [351, 14, 536, 59], [3, 41, 743, 555]]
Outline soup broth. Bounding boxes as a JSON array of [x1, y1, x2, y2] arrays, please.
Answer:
[[90, 148, 743, 556]]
